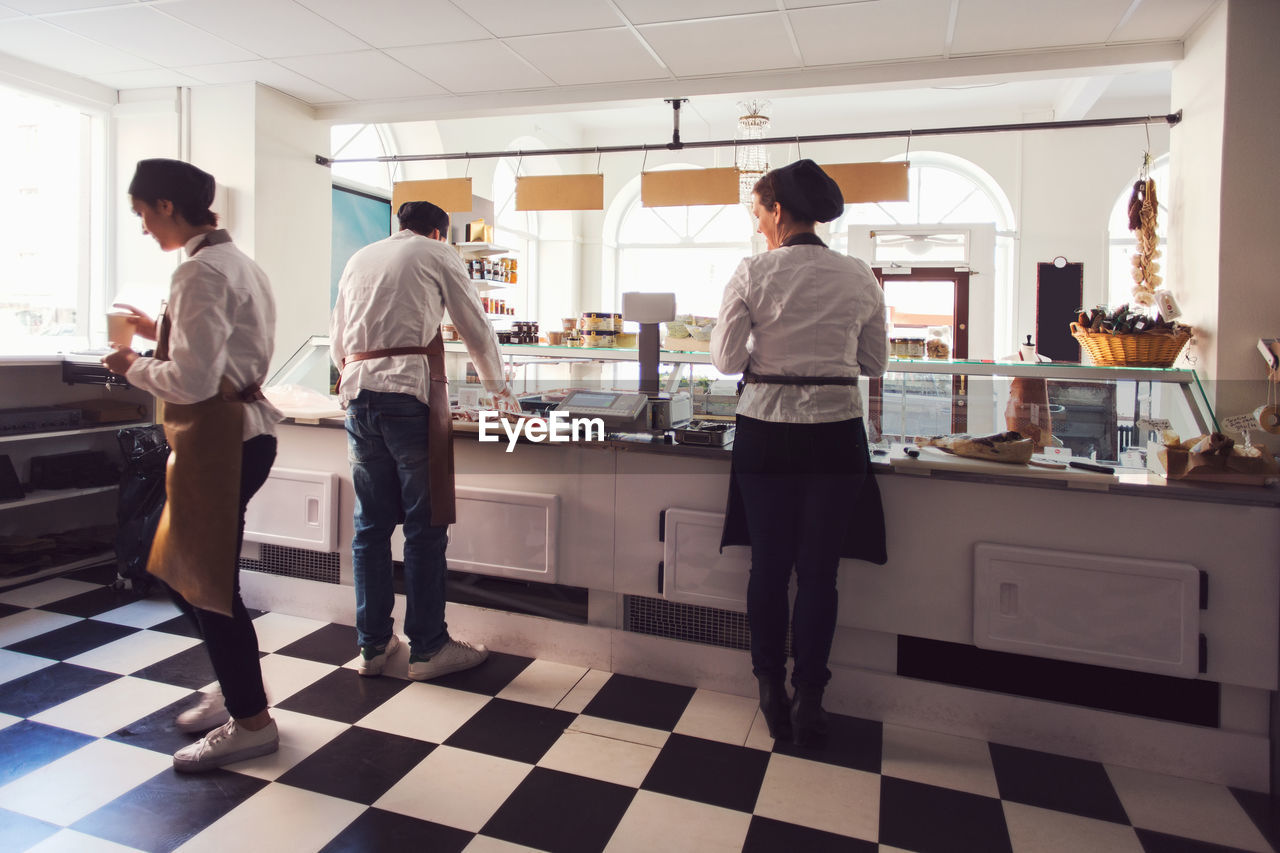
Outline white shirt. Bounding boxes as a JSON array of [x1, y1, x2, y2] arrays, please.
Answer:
[[127, 232, 282, 440], [330, 230, 508, 406], [712, 243, 887, 423]]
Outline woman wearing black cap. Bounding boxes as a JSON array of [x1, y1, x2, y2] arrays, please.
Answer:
[[103, 158, 282, 772], [713, 159, 888, 746]]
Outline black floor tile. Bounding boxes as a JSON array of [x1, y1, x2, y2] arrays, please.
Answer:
[[772, 710, 883, 773], [4, 618, 137, 660], [0, 720, 95, 787], [276, 667, 410, 724], [72, 767, 268, 853], [581, 673, 695, 730], [641, 733, 770, 813], [0, 662, 119, 717], [0, 602, 23, 619], [1134, 827, 1260, 853], [130, 644, 216, 690], [148, 614, 201, 638], [426, 650, 533, 696], [320, 807, 472, 853], [742, 815, 876, 853], [444, 697, 574, 764], [41, 585, 143, 619], [65, 564, 119, 585], [989, 742, 1129, 824], [107, 693, 208, 755], [279, 726, 435, 805], [1230, 787, 1280, 853], [274, 622, 359, 666], [481, 766, 635, 853], [0, 808, 59, 852], [879, 775, 1013, 853]]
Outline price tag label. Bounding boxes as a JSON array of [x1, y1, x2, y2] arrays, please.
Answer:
[[1042, 446, 1072, 461], [1135, 418, 1172, 434], [1223, 413, 1259, 434]]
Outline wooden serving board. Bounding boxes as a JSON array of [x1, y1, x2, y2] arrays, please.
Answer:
[[890, 445, 1117, 489]]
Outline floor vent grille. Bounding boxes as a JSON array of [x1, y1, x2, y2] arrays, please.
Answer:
[[623, 594, 766, 652], [240, 544, 340, 585]]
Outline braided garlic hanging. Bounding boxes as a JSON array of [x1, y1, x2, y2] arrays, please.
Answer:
[[1127, 172, 1161, 310]]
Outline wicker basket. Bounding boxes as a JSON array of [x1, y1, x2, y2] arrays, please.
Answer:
[[1069, 322, 1191, 368]]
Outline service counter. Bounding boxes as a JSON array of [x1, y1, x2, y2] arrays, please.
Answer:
[[253, 414, 1280, 794]]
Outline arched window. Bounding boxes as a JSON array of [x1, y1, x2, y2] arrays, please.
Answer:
[[611, 166, 754, 317], [329, 124, 396, 195], [1107, 155, 1170, 308], [492, 156, 538, 321]]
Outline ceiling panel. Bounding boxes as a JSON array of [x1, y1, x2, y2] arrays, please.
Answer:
[[789, 0, 951, 67], [783, 0, 883, 7], [52, 5, 256, 66], [0, 17, 154, 74], [277, 50, 445, 101], [613, 0, 776, 26], [178, 58, 349, 103], [457, 0, 623, 38], [93, 67, 204, 89], [638, 13, 800, 77], [161, 0, 366, 59], [952, 0, 1131, 54], [294, 0, 489, 49], [506, 27, 668, 86], [387, 40, 552, 93], [4, 0, 132, 13], [0, 4, 20, 19], [1111, 0, 1216, 43]]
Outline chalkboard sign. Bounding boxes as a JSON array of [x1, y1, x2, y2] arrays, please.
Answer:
[[1036, 261, 1083, 362]]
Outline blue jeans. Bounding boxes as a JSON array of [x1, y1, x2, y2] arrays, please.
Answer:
[[346, 390, 450, 656]]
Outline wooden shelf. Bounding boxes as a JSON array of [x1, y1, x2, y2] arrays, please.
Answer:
[[1, 485, 117, 510], [0, 421, 150, 445], [0, 550, 114, 590]]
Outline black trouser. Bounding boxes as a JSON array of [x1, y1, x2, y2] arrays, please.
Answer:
[[167, 434, 277, 720], [733, 415, 868, 690]]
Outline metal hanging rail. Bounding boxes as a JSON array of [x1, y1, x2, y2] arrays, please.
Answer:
[[315, 110, 1181, 167]]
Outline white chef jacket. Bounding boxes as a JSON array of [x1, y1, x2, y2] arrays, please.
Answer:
[[330, 230, 507, 407], [711, 243, 887, 423], [127, 232, 282, 441]]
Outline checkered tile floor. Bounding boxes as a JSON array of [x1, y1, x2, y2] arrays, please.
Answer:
[[1, 566, 1277, 853]]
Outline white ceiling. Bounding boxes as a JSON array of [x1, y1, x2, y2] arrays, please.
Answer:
[[0, 0, 1217, 130]]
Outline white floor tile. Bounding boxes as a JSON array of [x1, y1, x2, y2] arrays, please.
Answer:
[[754, 753, 880, 841], [230, 707, 348, 781], [356, 681, 489, 743], [743, 709, 777, 752], [497, 659, 588, 709], [374, 744, 532, 833], [881, 722, 1001, 799], [555, 668, 610, 713], [65, 630, 200, 675], [0, 579, 99, 608], [604, 790, 752, 853], [537, 729, 661, 788], [174, 782, 365, 853], [1106, 763, 1272, 853], [0, 739, 169, 826], [30, 675, 190, 737], [0, 711, 20, 731], [464, 836, 545, 852], [0, 647, 55, 686], [258, 653, 338, 705], [1003, 802, 1144, 853], [567, 714, 669, 749], [0, 610, 81, 647], [672, 689, 758, 747], [91, 597, 181, 629], [26, 828, 147, 853], [250, 612, 330, 653]]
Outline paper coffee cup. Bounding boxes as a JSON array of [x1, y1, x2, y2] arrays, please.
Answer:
[[106, 311, 134, 348]]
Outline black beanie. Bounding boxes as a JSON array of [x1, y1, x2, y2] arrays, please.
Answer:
[[397, 200, 449, 237], [128, 159, 216, 211], [769, 159, 844, 223]]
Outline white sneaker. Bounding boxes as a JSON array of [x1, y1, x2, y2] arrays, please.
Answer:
[[173, 718, 279, 773], [175, 689, 230, 734], [358, 633, 401, 677], [408, 638, 489, 681]]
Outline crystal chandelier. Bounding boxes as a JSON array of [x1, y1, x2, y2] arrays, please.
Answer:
[[735, 99, 771, 206]]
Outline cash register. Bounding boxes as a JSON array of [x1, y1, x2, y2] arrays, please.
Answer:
[[553, 390, 651, 432]]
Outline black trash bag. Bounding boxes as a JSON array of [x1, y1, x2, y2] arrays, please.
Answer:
[[114, 424, 169, 595]]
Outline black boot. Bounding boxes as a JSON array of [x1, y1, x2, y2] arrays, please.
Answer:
[[756, 675, 792, 741], [790, 686, 829, 747]]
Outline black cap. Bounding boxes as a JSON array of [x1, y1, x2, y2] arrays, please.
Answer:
[[128, 158, 216, 209], [769, 159, 844, 223], [397, 200, 449, 237]]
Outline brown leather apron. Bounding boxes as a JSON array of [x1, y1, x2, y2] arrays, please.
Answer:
[[340, 330, 456, 526], [146, 229, 263, 617]]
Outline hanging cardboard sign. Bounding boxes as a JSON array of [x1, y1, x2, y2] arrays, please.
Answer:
[[392, 178, 473, 213], [820, 162, 909, 203], [642, 168, 739, 207], [515, 174, 604, 211]]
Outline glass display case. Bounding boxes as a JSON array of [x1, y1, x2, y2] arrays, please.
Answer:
[[268, 336, 1217, 465]]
